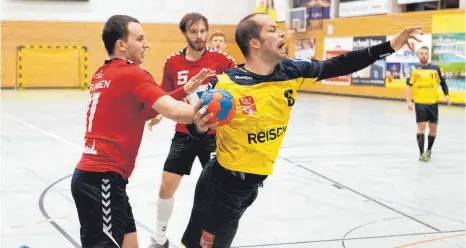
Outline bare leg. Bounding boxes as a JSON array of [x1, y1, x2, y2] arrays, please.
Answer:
[[123, 232, 138, 248]]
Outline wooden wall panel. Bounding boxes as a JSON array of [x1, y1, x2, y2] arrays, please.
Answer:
[[1, 21, 243, 88]]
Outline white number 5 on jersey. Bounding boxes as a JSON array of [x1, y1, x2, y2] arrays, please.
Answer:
[[177, 70, 189, 85]]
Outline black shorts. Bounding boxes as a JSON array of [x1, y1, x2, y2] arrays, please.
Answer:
[[415, 103, 439, 124], [71, 169, 136, 248], [164, 132, 216, 176], [181, 159, 262, 248]]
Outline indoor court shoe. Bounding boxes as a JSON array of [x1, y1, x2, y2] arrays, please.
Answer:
[[419, 153, 429, 162], [148, 237, 169, 248], [425, 150, 432, 160]]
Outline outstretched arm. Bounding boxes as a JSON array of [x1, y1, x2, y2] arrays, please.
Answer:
[[150, 69, 216, 124], [317, 41, 394, 80], [147, 68, 216, 128], [297, 27, 423, 82]]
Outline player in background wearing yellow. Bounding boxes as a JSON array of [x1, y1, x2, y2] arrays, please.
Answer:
[[209, 31, 227, 52], [184, 13, 424, 247], [405, 46, 451, 162]]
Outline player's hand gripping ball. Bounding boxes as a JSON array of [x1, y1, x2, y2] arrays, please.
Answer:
[[200, 89, 236, 127]]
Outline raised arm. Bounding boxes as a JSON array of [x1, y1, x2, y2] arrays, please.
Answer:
[[298, 27, 423, 82], [318, 41, 394, 80]]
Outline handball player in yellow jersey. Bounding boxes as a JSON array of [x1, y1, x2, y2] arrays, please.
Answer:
[[183, 13, 424, 247], [405, 46, 451, 162]]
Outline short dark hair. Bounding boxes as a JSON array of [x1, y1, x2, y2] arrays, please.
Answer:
[[179, 13, 209, 33], [235, 13, 265, 58], [419, 46, 429, 51], [102, 15, 139, 56]]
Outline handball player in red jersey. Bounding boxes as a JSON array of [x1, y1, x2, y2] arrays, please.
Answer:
[[70, 15, 216, 248]]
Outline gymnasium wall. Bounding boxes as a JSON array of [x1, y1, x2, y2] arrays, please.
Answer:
[[292, 9, 465, 104], [1, 21, 243, 88], [1, 0, 256, 24], [1, 0, 255, 88]]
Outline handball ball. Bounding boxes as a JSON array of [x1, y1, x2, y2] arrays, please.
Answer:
[[200, 89, 236, 126]]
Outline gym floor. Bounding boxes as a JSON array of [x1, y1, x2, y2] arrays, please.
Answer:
[[1, 90, 464, 248]]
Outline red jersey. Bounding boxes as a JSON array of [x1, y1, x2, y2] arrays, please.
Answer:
[[160, 47, 236, 134], [76, 59, 166, 180]]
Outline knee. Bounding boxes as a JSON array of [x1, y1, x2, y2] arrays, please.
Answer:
[[159, 176, 181, 199], [417, 123, 427, 132]]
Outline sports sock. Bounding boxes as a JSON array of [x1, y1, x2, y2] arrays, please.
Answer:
[[154, 197, 174, 244], [428, 135, 436, 150], [417, 133, 425, 155]]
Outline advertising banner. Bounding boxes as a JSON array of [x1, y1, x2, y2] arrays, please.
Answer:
[[351, 36, 386, 86], [432, 14, 465, 34], [295, 37, 317, 60], [338, 0, 388, 17], [432, 33, 465, 104], [322, 37, 354, 85], [292, 0, 331, 31]]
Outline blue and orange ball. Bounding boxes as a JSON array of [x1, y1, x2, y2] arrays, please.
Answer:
[[200, 89, 236, 127]]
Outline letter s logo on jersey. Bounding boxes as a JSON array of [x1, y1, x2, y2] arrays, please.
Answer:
[[247, 126, 288, 144]]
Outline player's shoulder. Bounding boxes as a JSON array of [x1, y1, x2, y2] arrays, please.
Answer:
[[220, 63, 302, 85], [220, 66, 253, 85], [162, 49, 184, 66], [429, 63, 441, 70], [106, 59, 146, 76], [205, 47, 236, 63], [281, 57, 315, 67], [277, 58, 317, 79]]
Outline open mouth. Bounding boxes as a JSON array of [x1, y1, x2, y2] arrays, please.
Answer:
[[278, 41, 286, 50]]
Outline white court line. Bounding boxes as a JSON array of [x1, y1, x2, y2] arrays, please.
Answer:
[[4, 113, 186, 248], [5, 113, 82, 149], [4, 113, 164, 236], [10, 215, 73, 229], [5, 113, 162, 172]]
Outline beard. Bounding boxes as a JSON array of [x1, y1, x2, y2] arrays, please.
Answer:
[[187, 38, 205, 51], [420, 58, 428, 64]]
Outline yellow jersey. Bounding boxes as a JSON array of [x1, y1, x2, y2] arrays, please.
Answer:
[[209, 59, 319, 175], [408, 64, 444, 104]]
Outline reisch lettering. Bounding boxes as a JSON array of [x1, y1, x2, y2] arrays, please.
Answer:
[[248, 126, 288, 144]]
